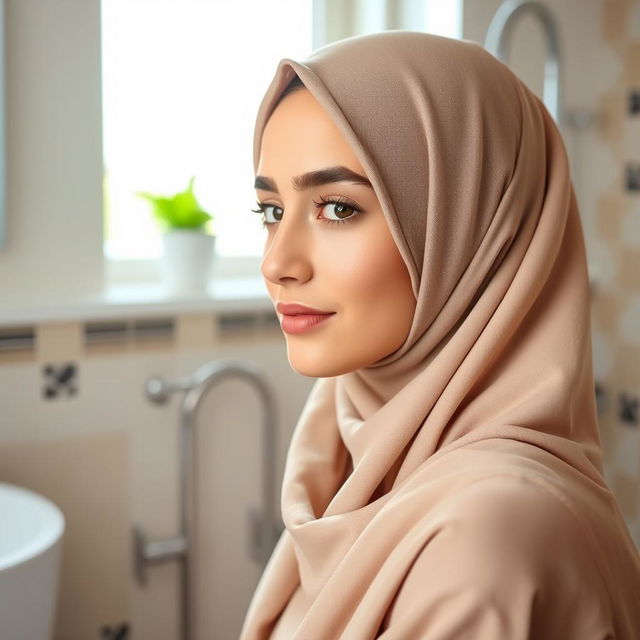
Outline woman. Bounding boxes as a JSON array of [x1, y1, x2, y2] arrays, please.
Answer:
[[240, 30, 640, 639]]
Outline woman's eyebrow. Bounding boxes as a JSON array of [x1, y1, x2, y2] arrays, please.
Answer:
[[254, 166, 373, 193]]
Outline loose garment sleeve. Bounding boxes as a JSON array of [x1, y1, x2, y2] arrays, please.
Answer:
[[377, 476, 617, 640]]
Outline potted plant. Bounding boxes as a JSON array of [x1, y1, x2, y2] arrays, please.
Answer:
[[138, 176, 217, 295]]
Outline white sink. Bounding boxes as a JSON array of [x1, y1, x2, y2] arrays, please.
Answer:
[[0, 482, 65, 640]]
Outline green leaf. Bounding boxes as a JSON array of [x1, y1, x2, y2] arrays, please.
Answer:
[[135, 176, 214, 231]]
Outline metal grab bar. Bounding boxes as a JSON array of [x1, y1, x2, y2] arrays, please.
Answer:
[[133, 359, 283, 640]]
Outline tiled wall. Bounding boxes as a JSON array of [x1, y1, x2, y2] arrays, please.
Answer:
[[589, 0, 640, 543], [0, 313, 315, 639]]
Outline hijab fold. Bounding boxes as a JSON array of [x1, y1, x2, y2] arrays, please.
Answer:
[[240, 31, 640, 640]]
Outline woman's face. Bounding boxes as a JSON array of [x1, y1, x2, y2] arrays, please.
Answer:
[[255, 86, 416, 377]]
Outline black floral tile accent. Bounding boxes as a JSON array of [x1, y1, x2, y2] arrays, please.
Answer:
[[595, 380, 607, 415], [618, 390, 638, 427], [628, 88, 640, 115], [100, 622, 130, 639], [624, 163, 640, 191], [42, 362, 77, 399]]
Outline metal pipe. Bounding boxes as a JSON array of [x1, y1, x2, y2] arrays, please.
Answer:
[[135, 359, 282, 640], [483, 0, 600, 294], [484, 0, 562, 125]]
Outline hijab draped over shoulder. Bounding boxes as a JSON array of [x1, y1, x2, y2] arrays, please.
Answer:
[[240, 30, 640, 640]]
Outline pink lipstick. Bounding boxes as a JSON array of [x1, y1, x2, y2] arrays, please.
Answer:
[[276, 302, 336, 335]]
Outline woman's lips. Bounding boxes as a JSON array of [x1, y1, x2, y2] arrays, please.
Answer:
[[276, 302, 334, 315], [280, 312, 335, 335]]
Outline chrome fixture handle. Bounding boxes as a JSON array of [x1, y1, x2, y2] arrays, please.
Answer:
[[135, 359, 282, 640]]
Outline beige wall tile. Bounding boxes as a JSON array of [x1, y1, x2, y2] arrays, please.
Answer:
[[611, 342, 640, 387], [623, 40, 640, 83], [596, 193, 627, 239], [602, 0, 632, 44], [592, 287, 624, 333], [36, 323, 83, 362], [598, 88, 623, 149], [175, 313, 215, 349], [612, 468, 639, 520], [619, 246, 640, 289], [0, 349, 36, 365]]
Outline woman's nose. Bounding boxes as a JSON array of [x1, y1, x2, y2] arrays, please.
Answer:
[[261, 212, 313, 285]]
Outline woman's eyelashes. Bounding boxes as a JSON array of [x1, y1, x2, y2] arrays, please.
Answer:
[[251, 195, 363, 229]]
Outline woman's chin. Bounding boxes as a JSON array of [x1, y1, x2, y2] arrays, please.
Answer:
[[287, 351, 355, 378], [288, 359, 341, 378]]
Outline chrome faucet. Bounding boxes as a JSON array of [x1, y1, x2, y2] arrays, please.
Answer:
[[484, 0, 563, 124], [134, 359, 282, 640], [483, 0, 599, 295]]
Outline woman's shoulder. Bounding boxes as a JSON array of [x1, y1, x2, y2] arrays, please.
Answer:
[[395, 473, 586, 574], [430, 473, 596, 570], [379, 474, 631, 639]]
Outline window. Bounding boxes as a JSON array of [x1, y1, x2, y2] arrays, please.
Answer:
[[351, 0, 462, 39], [101, 0, 314, 278], [100, 0, 461, 283]]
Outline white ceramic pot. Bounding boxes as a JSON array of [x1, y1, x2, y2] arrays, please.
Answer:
[[160, 230, 216, 296]]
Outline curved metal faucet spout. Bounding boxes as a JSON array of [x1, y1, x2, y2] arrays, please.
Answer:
[[137, 359, 282, 640], [484, 0, 562, 124]]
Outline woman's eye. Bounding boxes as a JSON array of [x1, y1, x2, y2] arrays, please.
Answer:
[[322, 201, 357, 222], [312, 197, 362, 225], [251, 203, 283, 227], [251, 197, 362, 228], [261, 204, 284, 224]]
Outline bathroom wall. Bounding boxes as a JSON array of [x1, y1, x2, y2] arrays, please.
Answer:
[[0, 1, 638, 640], [0, 0, 104, 306], [0, 313, 315, 639], [463, 0, 640, 549], [0, 1, 317, 638]]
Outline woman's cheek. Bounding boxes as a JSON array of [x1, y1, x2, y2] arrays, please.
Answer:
[[320, 226, 392, 295]]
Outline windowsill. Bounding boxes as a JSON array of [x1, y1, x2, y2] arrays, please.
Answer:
[[0, 276, 273, 327]]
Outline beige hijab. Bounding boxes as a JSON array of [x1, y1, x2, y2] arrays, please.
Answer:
[[240, 31, 640, 639]]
